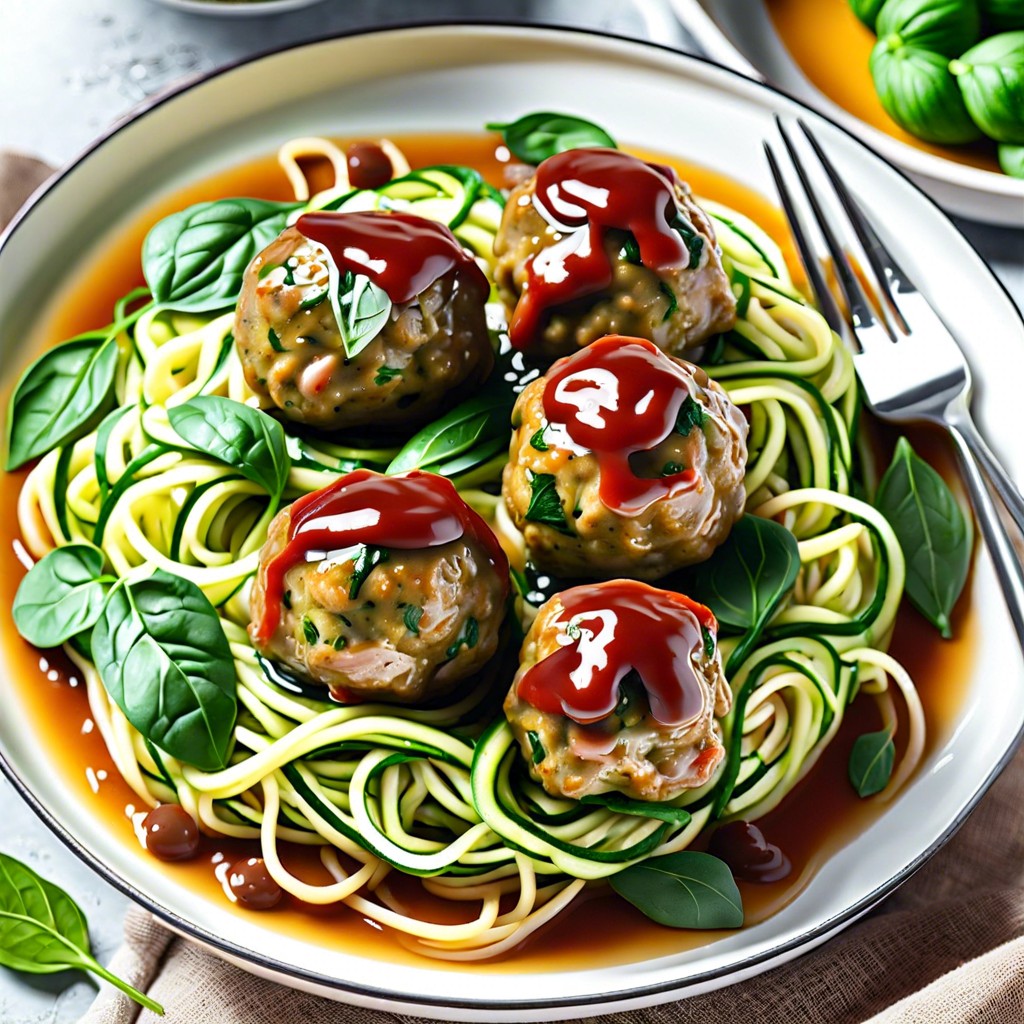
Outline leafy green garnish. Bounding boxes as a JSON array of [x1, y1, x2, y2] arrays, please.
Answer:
[[660, 461, 686, 477], [526, 731, 546, 765], [848, 728, 895, 797], [302, 616, 320, 645], [168, 395, 290, 504], [619, 233, 641, 264], [332, 634, 347, 651], [0, 853, 163, 1014], [610, 852, 743, 929], [701, 625, 716, 659], [349, 545, 389, 599], [675, 396, 706, 437], [659, 281, 678, 321], [91, 569, 237, 772], [446, 617, 479, 659], [403, 604, 424, 635], [875, 437, 971, 638], [525, 472, 573, 534], [529, 426, 549, 452], [374, 365, 403, 386], [486, 111, 617, 164], [330, 269, 392, 359], [13, 544, 111, 649], [267, 327, 285, 352]]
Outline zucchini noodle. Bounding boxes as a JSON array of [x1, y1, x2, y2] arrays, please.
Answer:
[[15, 136, 923, 958]]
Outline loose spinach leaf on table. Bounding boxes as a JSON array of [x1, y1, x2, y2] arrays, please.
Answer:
[[848, 728, 895, 798], [0, 852, 163, 1013], [91, 568, 237, 771], [875, 436, 971, 639], [610, 852, 743, 929], [681, 514, 800, 672], [12, 543, 111, 648], [330, 268, 392, 359], [142, 197, 298, 312], [168, 395, 290, 503], [486, 112, 617, 164]]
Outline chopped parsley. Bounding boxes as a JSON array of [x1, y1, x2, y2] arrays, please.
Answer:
[[565, 621, 582, 641], [446, 617, 479, 659], [282, 590, 292, 610], [659, 281, 678, 322], [675, 396, 706, 437], [661, 461, 685, 477], [701, 625, 715, 659], [374, 366, 403, 386], [526, 731, 546, 765], [301, 616, 319, 645], [268, 328, 285, 352], [403, 604, 424, 636], [349, 545, 389, 599], [671, 215, 705, 270], [524, 472, 573, 535], [332, 634, 348, 651], [529, 426, 549, 452], [618, 233, 641, 264]]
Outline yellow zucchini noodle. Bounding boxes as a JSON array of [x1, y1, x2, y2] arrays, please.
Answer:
[[15, 136, 922, 959]]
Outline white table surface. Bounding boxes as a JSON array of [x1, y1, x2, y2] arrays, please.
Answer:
[[0, 1, 1021, 1021]]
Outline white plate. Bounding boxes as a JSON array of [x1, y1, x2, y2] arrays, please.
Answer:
[[148, 0, 327, 16], [668, 0, 1024, 226], [2, 23, 1024, 1021]]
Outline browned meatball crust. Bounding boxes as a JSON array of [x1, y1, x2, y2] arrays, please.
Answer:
[[502, 340, 748, 580], [235, 226, 493, 430], [493, 171, 736, 360], [504, 581, 731, 802]]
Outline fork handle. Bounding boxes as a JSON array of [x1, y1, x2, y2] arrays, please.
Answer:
[[947, 424, 1024, 647], [949, 411, 1024, 538]]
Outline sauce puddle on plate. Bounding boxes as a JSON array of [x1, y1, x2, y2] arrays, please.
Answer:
[[0, 133, 977, 970]]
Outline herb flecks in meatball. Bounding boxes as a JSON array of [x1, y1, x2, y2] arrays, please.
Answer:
[[249, 470, 509, 704], [493, 148, 736, 358], [504, 580, 731, 802], [235, 211, 492, 430], [503, 336, 748, 580]]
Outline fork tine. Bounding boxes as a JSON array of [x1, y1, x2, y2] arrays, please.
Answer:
[[762, 140, 847, 338], [773, 117, 895, 342], [797, 120, 909, 335]]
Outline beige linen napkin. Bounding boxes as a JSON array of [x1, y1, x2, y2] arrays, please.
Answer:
[[4, 152, 1023, 1024]]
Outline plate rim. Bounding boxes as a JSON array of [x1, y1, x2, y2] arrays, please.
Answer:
[[1, 19, 1022, 1015]]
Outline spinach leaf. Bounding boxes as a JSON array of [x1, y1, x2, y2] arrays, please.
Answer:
[[875, 437, 971, 638], [349, 545, 389, 599], [446, 616, 479, 659], [13, 544, 110, 648], [848, 728, 895, 797], [330, 269, 392, 359], [529, 426, 549, 452], [0, 853, 163, 1013], [142, 197, 298, 312], [168, 395, 290, 503], [675, 395, 706, 437], [524, 472, 573, 535], [526, 730, 546, 764], [91, 569, 237, 771], [610, 852, 743, 929], [486, 112, 617, 164], [6, 332, 119, 470], [682, 515, 800, 672], [387, 382, 515, 476], [403, 604, 423, 635]]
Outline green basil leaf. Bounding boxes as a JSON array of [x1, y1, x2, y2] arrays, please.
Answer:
[[302, 616, 320, 645], [675, 395, 706, 437], [92, 569, 237, 771], [0, 853, 162, 1013], [387, 381, 516, 476], [524, 472, 573, 535], [875, 436, 971, 638], [683, 515, 800, 634], [610, 852, 743, 929], [374, 365, 403, 386], [529, 426, 549, 452], [526, 730, 546, 764], [142, 197, 298, 312], [877, 0, 981, 56], [329, 268, 392, 359], [951, 32, 1024, 144], [6, 333, 119, 470], [848, 728, 895, 797], [870, 42, 982, 143], [999, 141, 1024, 176], [486, 112, 617, 164], [349, 545, 389, 599], [13, 543, 109, 648], [848, 0, 886, 29], [168, 395, 290, 501], [403, 604, 424, 635]]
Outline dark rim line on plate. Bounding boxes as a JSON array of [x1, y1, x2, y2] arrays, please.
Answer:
[[0, 19, 1020, 1013]]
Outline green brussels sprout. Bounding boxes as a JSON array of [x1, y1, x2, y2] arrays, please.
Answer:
[[979, 0, 1024, 32], [870, 40, 985, 141], [849, 0, 888, 28], [951, 32, 1024, 142], [877, 0, 982, 56], [999, 142, 1024, 175]]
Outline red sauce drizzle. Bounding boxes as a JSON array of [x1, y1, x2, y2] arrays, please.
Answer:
[[517, 580, 716, 726], [509, 148, 692, 349], [708, 820, 792, 883], [253, 469, 508, 645], [295, 210, 489, 304], [542, 335, 701, 515]]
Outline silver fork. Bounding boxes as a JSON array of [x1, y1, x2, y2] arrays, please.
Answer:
[[763, 118, 1024, 646]]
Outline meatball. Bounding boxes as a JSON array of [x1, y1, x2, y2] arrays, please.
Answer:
[[503, 336, 748, 580], [493, 148, 736, 359], [504, 580, 731, 802], [235, 212, 493, 430], [249, 470, 509, 704]]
